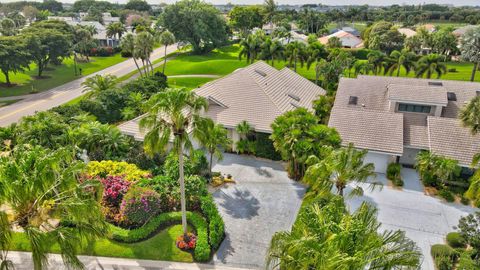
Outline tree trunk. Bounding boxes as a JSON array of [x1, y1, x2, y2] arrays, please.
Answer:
[[397, 66, 401, 77], [209, 151, 213, 174], [470, 62, 478, 82], [4, 71, 11, 86], [178, 143, 188, 236], [134, 58, 143, 77], [271, 56, 274, 66], [163, 45, 168, 74], [37, 62, 43, 77]]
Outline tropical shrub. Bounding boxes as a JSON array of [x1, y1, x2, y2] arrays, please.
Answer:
[[253, 132, 281, 160], [431, 244, 457, 260], [200, 194, 225, 249], [86, 160, 151, 181], [457, 251, 478, 269], [162, 150, 208, 180], [416, 151, 461, 188], [100, 175, 131, 206], [461, 196, 471, 205], [176, 233, 197, 250], [387, 163, 401, 180], [119, 186, 163, 227], [458, 212, 480, 259], [124, 140, 165, 172], [446, 232, 466, 248], [123, 72, 168, 99], [434, 255, 454, 270], [439, 189, 455, 202]]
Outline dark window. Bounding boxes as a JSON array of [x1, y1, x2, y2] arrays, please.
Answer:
[[428, 82, 443, 86], [348, 96, 358, 105], [447, 92, 457, 101], [398, 103, 431, 113]]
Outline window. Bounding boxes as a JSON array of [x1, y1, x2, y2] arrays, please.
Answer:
[[447, 92, 457, 101], [398, 103, 431, 113], [348, 96, 358, 105]]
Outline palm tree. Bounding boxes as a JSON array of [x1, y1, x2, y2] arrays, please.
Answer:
[[367, 50, 387, 75], [460, 27, 480, 82], [121, 33, 143, 76], [0, 145, 107, 270], [387, 49, 417, 77], [306, 41, 326, 70], [106, 22, 126, 46], [134, 31, 155, 76], [263, 0, 277, 24], [460, 96, 480, 135], [415, 54, 447, 79], [304, 144, 378, 197], [267, 196, 421, 270], [193, 118, 232, 173], [236, 120, 253, 140], [285, 41, 307, 72], [239, 34, 261, 64], [81, 74, 118, 98], [353, 61, 373, 76], [260, 37, 284, 66], [139, 88, 208, 237], [158, 30, 176, 74]]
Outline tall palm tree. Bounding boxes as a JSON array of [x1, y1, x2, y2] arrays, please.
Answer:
[[285, 41, 307, 72], [263, 0, 277, 24], [121, 33, 143, 76], [0, 145, 107, 270], [415, 54, 447, 79], [387, 49, 417, 77], [81, 74, 118, 98], [367, 50, 387, 75], [158, 30, 176, 74], [193, 118, 232, 173], [267, 196, 421, 270], [460, 27, 480, 82], [134, 31, 155, 76], [260, 37, 284, 66], [235, 120, 253, 140], [460, 96, 480, 135], [140, 88, 208, 237], [304, 144, 378, 197], [106, 22, 126, 46], [306, 41, 326, 70], [239, 34, 261, 64]]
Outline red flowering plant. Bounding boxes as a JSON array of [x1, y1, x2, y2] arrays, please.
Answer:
[[119, 186, 162, 228], [101, 175, 131, 206], [176, 233, 197, 251]]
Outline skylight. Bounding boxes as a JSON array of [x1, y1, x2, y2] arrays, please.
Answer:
[[447, 92, 457, 101], [348, 96, 358, 105]]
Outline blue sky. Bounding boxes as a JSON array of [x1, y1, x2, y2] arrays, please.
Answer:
[[0, 0, 478, 6]]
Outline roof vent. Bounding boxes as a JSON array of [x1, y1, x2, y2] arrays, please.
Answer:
[[290, 102, 300, 108], [254, 69, 267, 77], [447, 92, 457, 101], [348, 96, 358, 105], [287, 93, 301, 102], [428, 82, 443, 87]]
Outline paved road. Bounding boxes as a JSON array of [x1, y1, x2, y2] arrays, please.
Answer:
[[211, 154, 306, 269], [0, 45, 177, 127]]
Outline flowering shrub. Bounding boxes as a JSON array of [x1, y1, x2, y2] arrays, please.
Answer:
[[176, 233, 197, 250], [101, 175, 131, 206], [119, 186, 162, 227], [86, 160, 151, 181]]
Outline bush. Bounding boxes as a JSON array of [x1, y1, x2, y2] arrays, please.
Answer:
[[386, 163, 401, 180], [121, 50, 132, 57], [109, 211, 210, 261], [200, 195, 225, 250], [393, 177, 404, 187], [162, 150, 208, 179], [439, 189, 455, 202], [349, 48, 373, 60], [119, 186, 163, 227], [124, 141, 164, 172], [254, 132, 282, 160], [461, 196, 471, 205], [91, 46, 114, 57], [446, 232, 466, 248], [431, 244, 457, 260], [434, 255, 454, 270], [86, 160, 151, 181], [123, 72, 168, 99], [457, 251, 479, 269]]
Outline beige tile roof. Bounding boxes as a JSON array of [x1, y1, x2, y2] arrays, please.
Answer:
[[330, 75, 480, 164], [398, 28, 417, 38], [428, 117, 480, 167], [328, 107, 404, 155], [119, 61, 326, 139], [388, 84, 448, 105], [318, 30, 364, 48]]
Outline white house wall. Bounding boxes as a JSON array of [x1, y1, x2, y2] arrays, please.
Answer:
[[364, 151, 395, 173]]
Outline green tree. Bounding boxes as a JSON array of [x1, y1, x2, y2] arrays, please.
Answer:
[[312, 95, 333, 125], [263, 0, 277, 24], [160, 0, 227, 54], [158, 30, 176, 74], [125, 0, 152, 12], [366, 21, 405, 54], [0, 18, 17, 36], [73, 27, 96, 61], [367, 50, 387, 75], [0, 145, 107, 270], [239, 34, 262, 64], [285, 41, 308, 72], [139, 88, 208, 237], [457, 212, 480, 260], [121, 33, 143, 76], [134, 31, 155, 76], [228, 6, 264, 38], [306, 40, 327, 70], [416, 151, 460, 187], [460, 96, 480, 135], [387, 49, 417, 77], [415, 54, 447, 79], [260, 37, 284, 66], [460, 27, 480, 82], [267, 196, 421, 270], [326, 36, 342, 49], [193, 117, 232, 173], [0, 36, 30, 86], [270, 108, 341, 180], [106, 22, 126, 41], [431, 28, 458, 56], [81, 74, 118, 98]]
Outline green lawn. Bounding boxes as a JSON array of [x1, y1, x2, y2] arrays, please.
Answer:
[[10, 225, 194, 262], [0, 99, 21, 108], [168, 77, 215, 90], [0, 54, 128, 98]]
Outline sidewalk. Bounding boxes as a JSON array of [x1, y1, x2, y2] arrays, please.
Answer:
[[7, 251, 253, 270]]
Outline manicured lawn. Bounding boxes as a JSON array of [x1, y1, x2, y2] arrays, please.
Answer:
[[0, 99, 21, 108], [168, 77, 215, 90], [0, 54, 128, 98], [10, 225, 194, 262]]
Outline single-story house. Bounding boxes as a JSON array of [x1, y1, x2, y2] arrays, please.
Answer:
[[118, 61, 326, 150], [67, 21, 119, 47], [330, 26, 360, 37], [421, 24, 437, 33], [453, 25, 479, 39], [318, 30, 364, 49], [398, 28, 417, 38], [328, 75, 480, 173]]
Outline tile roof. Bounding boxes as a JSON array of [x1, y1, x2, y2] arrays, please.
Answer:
[[318, 30, 364, 48], [398, 28, 417, 38], [329, 75, 480, 165]]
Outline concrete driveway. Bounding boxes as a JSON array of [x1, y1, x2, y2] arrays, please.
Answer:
[[346, 168, 477, 270], [210, 154, 305, 269]]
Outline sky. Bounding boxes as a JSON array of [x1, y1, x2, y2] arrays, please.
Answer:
[[0, 0, 478, 6]]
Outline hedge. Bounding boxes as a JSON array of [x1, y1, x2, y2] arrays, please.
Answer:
[[446, 232, 466, 248], [254, 133, 282, 161], [109, 211, 210, 261], [200, 194, 225, 249]]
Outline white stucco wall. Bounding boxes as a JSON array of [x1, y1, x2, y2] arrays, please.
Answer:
[[364, 151, 396, 173]]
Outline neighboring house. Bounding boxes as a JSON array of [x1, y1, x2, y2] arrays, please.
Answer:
[[319, 30, 364, 48], [102, 12, 120, 25], [330, 26, 360, 37], [453, 25, 479, 39], [118, 61, 326, 149], [328, 76, 480, 173], [398, 27, 417, 38], [67, 21, 119, 47], [421, 23, 437, 33], [47, 16, 77, 23]]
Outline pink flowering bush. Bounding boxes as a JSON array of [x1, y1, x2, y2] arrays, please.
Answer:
[[101, 175, 131, 206], [119, 186, 162, 228]]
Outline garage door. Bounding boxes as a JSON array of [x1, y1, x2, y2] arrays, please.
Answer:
[[364, 152, 391, 173]]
